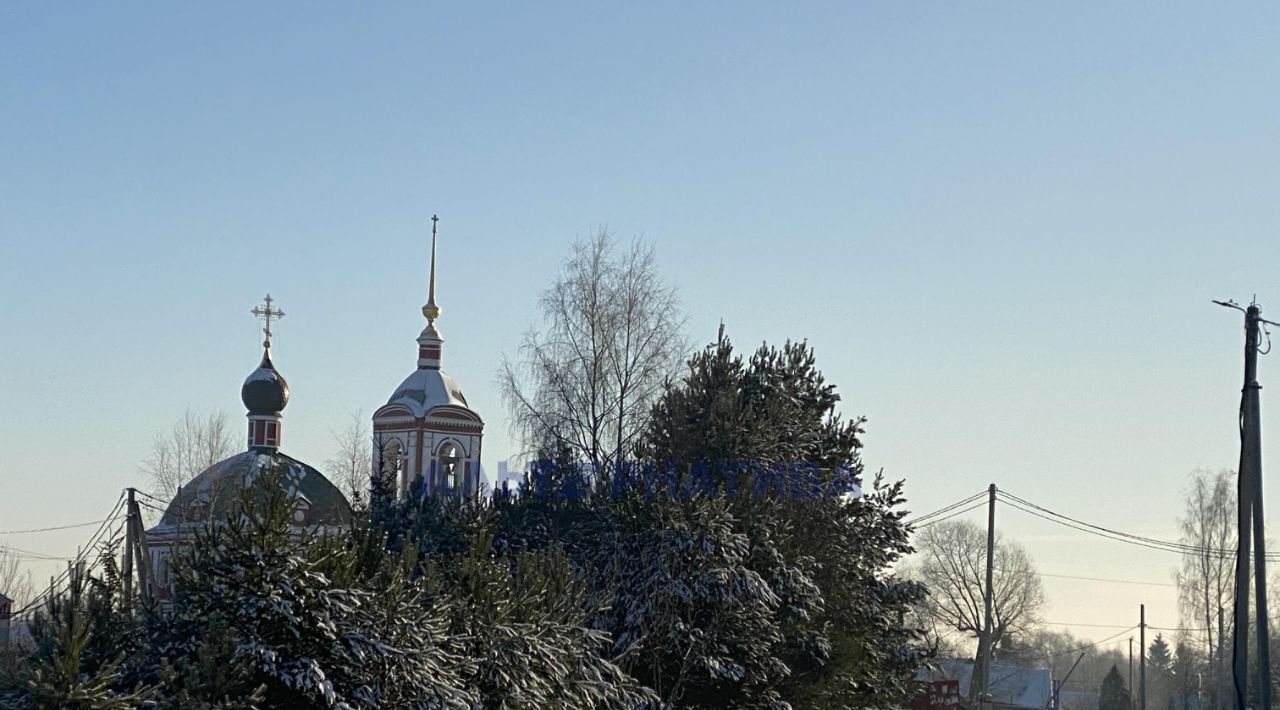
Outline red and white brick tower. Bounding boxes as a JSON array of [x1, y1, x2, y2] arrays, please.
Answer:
[[372, 216, 484, 498]]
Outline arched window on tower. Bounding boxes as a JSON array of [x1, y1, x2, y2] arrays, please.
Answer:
[[438, 442, 461, 495]]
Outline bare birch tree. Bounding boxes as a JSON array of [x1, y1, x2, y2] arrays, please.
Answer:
[[1175, 467, 1235, 686], [140, 408, 236, 500], [913, 519, 1044, 694], [0, 548, 32, 609], [325, 410, 372, 507], [498, 229, 686, 473]]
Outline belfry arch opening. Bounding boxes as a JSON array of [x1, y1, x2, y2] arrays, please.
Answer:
[[436, 440, 462, 494]]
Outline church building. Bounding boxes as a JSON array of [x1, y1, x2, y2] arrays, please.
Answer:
[[372, 216, 485, 498], [138, 216, 480, 601], [145, 296, 353, 596]]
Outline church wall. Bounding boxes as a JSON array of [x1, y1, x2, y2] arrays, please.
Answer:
[[370, 420, 482, 499]]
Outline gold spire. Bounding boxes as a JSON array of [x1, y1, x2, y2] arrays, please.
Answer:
[[422, 214, 441, 324]]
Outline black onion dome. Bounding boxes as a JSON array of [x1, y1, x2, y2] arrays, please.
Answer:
[[241, 348, 290, 414]]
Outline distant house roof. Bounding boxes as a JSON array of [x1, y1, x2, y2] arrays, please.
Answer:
[[918, 659, 1052, 710]]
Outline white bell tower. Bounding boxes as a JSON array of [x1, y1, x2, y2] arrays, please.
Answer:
[[372, 215, 484, 498]]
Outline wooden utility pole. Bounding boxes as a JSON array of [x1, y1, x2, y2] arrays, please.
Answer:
[[122, 489, 135, 602], [1130, 637, 1134, 710], [1219, 606, 1226, 710], [1217, 299, 1276, 710], [122, 488, 154, 607], [977, 482, 997, 707], [1141, 604, 1147, 710], [1246, 303, 1272, 710], [1233, 414, 1252, 710]]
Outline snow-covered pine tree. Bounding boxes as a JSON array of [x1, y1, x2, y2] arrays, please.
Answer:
[[153, 459, 475, 708], [634, 337, 927, 708], [24, 544, 153, 708], [368, 479, 658, 708], [433, 516, 658, 708]]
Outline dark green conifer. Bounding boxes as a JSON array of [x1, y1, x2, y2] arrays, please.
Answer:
[[1100, 665, 1132, 710]]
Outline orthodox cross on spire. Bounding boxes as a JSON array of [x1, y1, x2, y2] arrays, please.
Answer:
[[251, 293, 285, 348], [423, 214, 442, 325]]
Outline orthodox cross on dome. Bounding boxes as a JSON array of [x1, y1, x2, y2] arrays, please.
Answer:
[[251, 293, 285, 348], [422, 214, 442, 325]]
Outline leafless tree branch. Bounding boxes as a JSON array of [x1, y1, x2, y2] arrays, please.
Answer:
[[498, 229, 687, 473], [325, 410, 372, 509], [139, 408, 236, 522]]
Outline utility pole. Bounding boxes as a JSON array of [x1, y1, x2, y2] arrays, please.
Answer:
[[1216, 298, 1276, 710], [1130, 637, 1134, 710], [122, 488, 135, 602], [1141, 604, 1147, 710], [1247, 303, 1272, 710], [122, 487, 154, 607], [1219, 606, 1226, 710], [977, 482, 997, 707]]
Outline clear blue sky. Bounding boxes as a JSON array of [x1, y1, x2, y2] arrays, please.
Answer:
[[3, 2, 1279, 647]]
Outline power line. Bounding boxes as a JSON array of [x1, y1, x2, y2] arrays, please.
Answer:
[[915, 500, 990, 528], [0, 544, 75, 561], [135, 499, 166, 515], [1000, 489, 1193, 550], [1050, 625, 1138, 656], [995, 492, 1250, 560], [1044, 621, 1136, 629], [1039, 572, 1177, 588], [1000, 489, 1260, 560], [0, 516, 125, 535], [1041, 620, 1210, 633], [997, 496, 1190, 556], [906, 490, 988, 526], [132, 488, 169, 506], [10, 491, 127, 619]]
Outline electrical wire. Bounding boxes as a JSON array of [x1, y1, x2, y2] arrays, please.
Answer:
[[1039, 572, 1176, 588], [997, 489, 1256, 560], [0, 544, 75, 562], [10, 491, 127, 619], [132, 488, 170, 506], [914, 500, 990, 528], [135, 499, 166, 514], [1044, 621, 1136, 626], [1049, 625, 1138, 657], [906, 490, 988, 526], [907, 491, 987, 525], [1000, 489, 1203, 552], [0, 516, 125, 535], [997, 496, 1201, 557]]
